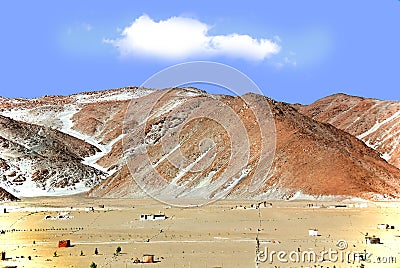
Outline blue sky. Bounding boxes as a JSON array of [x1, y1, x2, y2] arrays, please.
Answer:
[[0, 1, 399, 104]]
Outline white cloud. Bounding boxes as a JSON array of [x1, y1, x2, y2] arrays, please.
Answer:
[[104, 15, 281, 61]]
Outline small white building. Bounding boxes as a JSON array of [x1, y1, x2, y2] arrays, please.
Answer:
[[378, 224, 389, 230], [377, 224, 394, 230], [308, 229, 319, 236], [354, 252, 368, 262], [140, 214, 167, 221]]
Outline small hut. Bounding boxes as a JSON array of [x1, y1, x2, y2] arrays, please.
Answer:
[[308, 229, 319, 236], [142, 254, 155, 263], [365, 236, 380, 244], [377, 224, 389, 230], [377, 223, 394, 230], [354, 252, 367, 262], [1, 251, 6, 261], [58, 240, 71, 248], [140, 214, 167, 221]]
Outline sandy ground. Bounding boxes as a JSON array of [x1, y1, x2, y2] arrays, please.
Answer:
[[0, 195, 399, 268]]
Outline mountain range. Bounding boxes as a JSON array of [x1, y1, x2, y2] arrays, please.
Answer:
[[0, 88, 399, 201], [297, 93, 400, 169]]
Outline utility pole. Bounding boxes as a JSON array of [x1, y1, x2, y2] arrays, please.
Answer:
[[255, 204, 262, 268]]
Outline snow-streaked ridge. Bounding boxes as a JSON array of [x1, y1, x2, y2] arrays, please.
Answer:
[[75, 88, 155, 104], [58, 105, 123, 174], [357, 110, 400, 139]]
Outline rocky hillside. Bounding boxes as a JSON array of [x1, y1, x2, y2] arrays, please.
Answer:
[[1, 88, 400, 200], [297, 94, 400, 169], [0, 115, 105, 196], [0, 187, 19, 202]]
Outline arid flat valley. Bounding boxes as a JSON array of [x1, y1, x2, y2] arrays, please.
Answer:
[[1, 196, 399, 268]]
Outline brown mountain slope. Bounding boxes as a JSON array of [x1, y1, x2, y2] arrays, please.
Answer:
[[297, 93, 400, 169], [1, 88, 400, 200], [0, 187, 19, 201], [89, 89, 400, 201]]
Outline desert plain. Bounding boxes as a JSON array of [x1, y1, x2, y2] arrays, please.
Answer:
[[0, 195, 399, 268]]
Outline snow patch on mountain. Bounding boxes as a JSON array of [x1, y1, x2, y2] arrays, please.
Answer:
[[75, 88, 155, 104], [357, 111, 400, 139]]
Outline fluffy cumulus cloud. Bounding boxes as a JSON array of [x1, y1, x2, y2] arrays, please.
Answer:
[[105, 15, 281, 61]]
